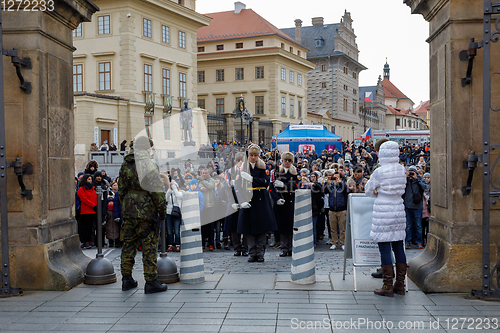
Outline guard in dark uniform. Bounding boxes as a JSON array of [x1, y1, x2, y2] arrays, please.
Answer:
[[236, 144, 277, 262], [270, 152, 299, 257], [224, 152, 248, 256]]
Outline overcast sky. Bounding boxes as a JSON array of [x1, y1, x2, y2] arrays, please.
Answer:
[[196, 0, 430, 105]]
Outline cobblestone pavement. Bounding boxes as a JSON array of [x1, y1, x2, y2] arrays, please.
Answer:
[[0, 240, 499, 332]]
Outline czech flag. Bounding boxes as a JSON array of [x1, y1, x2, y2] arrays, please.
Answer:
[[364, 92, 373, 102], [362, 127, 372, 142]]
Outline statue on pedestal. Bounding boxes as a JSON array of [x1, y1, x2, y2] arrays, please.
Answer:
[[180, 101, 194, 146]]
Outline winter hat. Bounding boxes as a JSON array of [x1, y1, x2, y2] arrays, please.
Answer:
[[300, 168, 310, 176], [408, 165, 418, 172], [77, 172, 84, 179], [378, 141, 400, 165], [423, 172, 431, 178], [190, 178, 198, 186], [311, 171, 321, 179], [93, 170, 103, 179]]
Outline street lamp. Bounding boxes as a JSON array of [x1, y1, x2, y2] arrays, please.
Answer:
[[351, 125, 355, 143]]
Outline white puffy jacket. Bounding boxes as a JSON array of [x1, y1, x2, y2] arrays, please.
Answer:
[[365, 141, 407, 242]]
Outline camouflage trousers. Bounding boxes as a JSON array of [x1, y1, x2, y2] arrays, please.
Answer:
[[120, 218, 158, 282]]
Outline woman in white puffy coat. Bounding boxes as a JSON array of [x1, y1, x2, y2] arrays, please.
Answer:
[[365, 141, 407, 297]]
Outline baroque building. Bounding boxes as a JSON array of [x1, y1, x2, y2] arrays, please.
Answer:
[[72, 0, 211, 172], [281, 11, 367, 142], [196, 2, 314, 147]]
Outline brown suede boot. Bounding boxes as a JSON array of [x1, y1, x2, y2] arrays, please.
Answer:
[[394, 263, 407, 295], [374, 265, 394, 297]]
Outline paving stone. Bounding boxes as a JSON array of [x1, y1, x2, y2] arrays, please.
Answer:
[[216, 273, 276, 290], [108, 324, 167, 332]]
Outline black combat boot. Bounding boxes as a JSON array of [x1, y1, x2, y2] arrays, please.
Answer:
[[122, 275, 138, 291], [145, 279, 168, 294]]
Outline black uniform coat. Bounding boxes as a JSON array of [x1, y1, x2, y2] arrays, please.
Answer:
[[236, 159, 277, 235], [270, 165, 299, 234]]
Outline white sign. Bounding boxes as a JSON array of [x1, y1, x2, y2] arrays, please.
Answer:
[[298, 144, 315, 154], [348, 194, 380, 266], [94, 126, 99, 144], [289, 125, 323, 130], [114, 128, 118, 145], [277, 144, 289, 153]]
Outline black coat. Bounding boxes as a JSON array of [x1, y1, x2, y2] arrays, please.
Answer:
[[270, 168, 299, 234], [236, 163, 277, 235], [310, 181, 324, 217]]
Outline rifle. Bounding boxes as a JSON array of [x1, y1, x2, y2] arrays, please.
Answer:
[[274, 148, 284, 200], [229, 146, 239, 207]]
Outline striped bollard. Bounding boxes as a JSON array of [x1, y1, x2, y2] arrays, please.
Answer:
[[291, 189, 316, 284], [179, 192, 205, 283]]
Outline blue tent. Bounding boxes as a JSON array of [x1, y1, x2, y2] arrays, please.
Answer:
[[271, 125, 343, 153]]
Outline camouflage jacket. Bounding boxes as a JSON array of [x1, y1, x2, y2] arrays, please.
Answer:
[[118, 149, 166, 220]]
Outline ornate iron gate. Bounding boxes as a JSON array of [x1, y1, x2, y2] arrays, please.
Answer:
[[207, 114, 227, 143], [258, 120, 273, 148], [465, 0, 500, 300]]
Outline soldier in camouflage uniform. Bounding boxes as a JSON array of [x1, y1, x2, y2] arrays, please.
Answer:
[[119, 136, 168, 294]]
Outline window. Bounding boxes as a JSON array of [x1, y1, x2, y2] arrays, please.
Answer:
[[344, 67, 348, 74], [217, 44, 224, 51], [290, 99, 294, 117], [255, 66, 264, 79], [198, 99, 205, 109], [197, 71, 205, 83], [322, 82, 327, 88], [281, 68, 286, 81], [353, 72, 357, 79], [297, 50, 301, 56], [235, 68, 244, 80], [236, 42, 243, 49], [290, 71, 294, 83], [281, 43, 285, 49], [255, 96, 264, 115], [162, 25, 170, 43], [256, 40, 263, 47], [396, 118, 400, 126], [321, 64, 327, 71], [281, 97, 286, 116], [162, 68, 170, 95], [216, 98, 224, 115], [179, 31, 186, 48], [343, 97, 348, 112], [163, 117, 170, 140], [98, 62, 111, 91], [298, 100, 302, 118], [298, 74, 302, 86], [404, 119, 407, 127], [73, 64, 83, 92], [179, 72, 187, 98], [73, 23, 82, 37], [353, 102, 357, 114], [143, 18, 152, 38], [145, 116, 153, 138], [289, 46, 293, 53], [144, 64, 152, 92], [216, 69, 224, 82], [98, 15, 110, 35], [198, 46, 205, 52], [353, 89, 357, 94]]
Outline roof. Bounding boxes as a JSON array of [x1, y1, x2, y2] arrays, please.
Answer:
[[197, 9, 301, 46], [281, 23, 339, 58], [386, 106, 420, 119], [413, 100, 430, 114], [382, 78, 410, 100], [74, 92, 129, 101]]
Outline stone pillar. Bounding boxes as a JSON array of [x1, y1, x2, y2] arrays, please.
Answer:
[[223, 112, 235, 143], [252, 116, 260, 145], [2, 0, 99, 290], [405, 0, 500, 292]]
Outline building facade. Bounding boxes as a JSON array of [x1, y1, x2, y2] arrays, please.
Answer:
[[197, 2, 314, 147], [281, 11, 367, 142], [72, 0, 211, 172], [360, 62, 428, 132], [413, 100, 431, 127]]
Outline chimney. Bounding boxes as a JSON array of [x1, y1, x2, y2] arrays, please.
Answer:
[[234, 1, 246, 14], [312, 17, 324, 26], [294, 19, 302, 44]]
